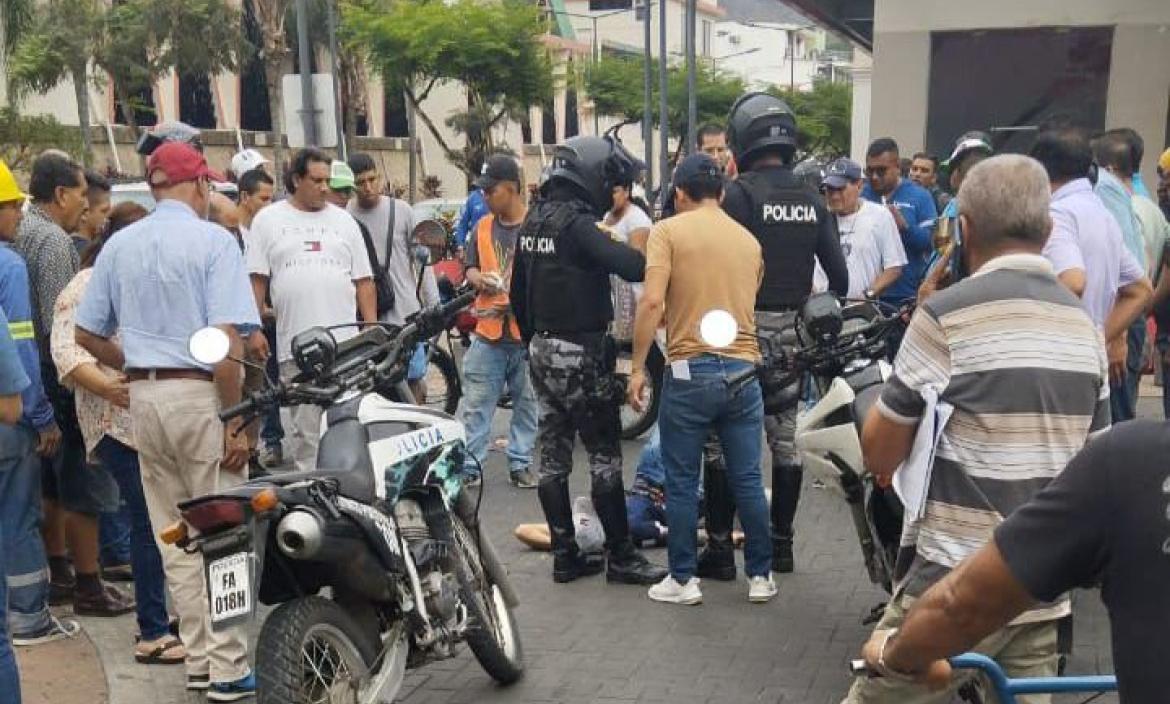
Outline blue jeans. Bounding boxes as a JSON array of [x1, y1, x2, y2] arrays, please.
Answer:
[[99, 485, 132, 567], [660, 355, 771, 582], [1110, 317, 1146, 423], [1158, 331, 1170, 419], [95, 437, 169, 641], [0, 423, 51, 637], [261, 325, 284, 450], [458, 337, 538, 475], [0, 519, 20, 704]]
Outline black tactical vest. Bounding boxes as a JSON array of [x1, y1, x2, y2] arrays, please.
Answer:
[[732, 168, 823, 310]]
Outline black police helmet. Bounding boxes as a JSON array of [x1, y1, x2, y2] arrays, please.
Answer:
[[726, 92, 798, 170], [135, 120, 204, 157], [792, 158, 827, 192], [545, 135, 645, 215]]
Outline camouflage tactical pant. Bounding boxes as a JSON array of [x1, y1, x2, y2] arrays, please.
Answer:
[[757, 310, 800, 467], [527, 333, 625, 493]]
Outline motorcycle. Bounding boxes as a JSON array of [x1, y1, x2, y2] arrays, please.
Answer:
[[169, 289, 523, 704], [720, 293, 910, 594]]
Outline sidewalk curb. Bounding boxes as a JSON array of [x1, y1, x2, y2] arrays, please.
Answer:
[[77, 613, 190, 704]]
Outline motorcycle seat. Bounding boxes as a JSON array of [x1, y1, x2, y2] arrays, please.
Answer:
[[260, 466, 376, 504], [851, 384, 882, 433], [259, 411, 377, 503]]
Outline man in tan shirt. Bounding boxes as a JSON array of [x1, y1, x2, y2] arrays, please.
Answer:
[[628, 153, 775, 606]]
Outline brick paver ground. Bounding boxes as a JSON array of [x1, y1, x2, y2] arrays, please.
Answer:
[[53, 393, 1142, 704]]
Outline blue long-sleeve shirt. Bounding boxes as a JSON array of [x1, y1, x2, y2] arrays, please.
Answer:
[[453, 189, 489, 248], [0, 246, 54, 430], [862, 178, 938, 303]]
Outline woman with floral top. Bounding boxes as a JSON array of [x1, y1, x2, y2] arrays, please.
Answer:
[[51, 202, 184, 665]]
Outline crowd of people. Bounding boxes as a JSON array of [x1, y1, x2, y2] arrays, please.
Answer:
[[0, 93, 1167, 704]]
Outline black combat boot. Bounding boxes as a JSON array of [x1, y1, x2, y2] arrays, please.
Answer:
[[695, 453, 737, 581], [538, 478, 604, 583], [771, 463, 803, 574], [592, 481, 669, 585]]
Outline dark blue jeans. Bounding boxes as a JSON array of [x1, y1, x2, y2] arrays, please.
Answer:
[[1110, 317, 1146, 423], [95, 436, 169, 640], [1158, 331, 1170, 419], [261, 325, 284, 450], [0, 518, 21, 704], [99, 486, 132, 567], [0, 423, 51, 637], [660, 355, 771, 582]]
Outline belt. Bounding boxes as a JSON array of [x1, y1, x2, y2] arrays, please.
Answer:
[[125, 368, 214, 382], [536, 330, 607, 346]]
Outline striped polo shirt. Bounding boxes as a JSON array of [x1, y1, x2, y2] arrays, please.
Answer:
[[878, 252, 1109, 624]]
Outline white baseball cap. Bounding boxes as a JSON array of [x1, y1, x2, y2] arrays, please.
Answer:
[[230, 149, 270, 178]]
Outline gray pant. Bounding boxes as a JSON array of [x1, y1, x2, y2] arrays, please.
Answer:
[[757, 310, 800, 467], [280, 360, 324, 473]]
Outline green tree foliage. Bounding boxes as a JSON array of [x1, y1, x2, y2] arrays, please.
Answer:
[[0, 107, 82, 173], [345, 0, 553, 180], [588, 54, 851, 158]]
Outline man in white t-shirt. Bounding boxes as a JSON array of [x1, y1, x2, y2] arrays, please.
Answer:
[[247, 148, 377, 472], [817, 157, 907, 299]]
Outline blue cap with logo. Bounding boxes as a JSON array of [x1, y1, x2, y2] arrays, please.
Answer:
[[673, 152, 722, 186], [821, 157, 863, 189]]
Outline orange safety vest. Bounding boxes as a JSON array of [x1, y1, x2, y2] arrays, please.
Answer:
[[473, 214, 521, 342]]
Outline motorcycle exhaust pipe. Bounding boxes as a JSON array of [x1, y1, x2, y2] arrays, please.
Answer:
[[277, 508, 396, 602], [276, 509, 325, 559]]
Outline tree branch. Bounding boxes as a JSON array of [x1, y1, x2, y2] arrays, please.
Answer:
[[415, 76, 439, 104], [405, 87, 467, 175]]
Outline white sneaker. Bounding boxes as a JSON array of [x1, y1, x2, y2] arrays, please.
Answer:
[[648, 575, 702, 605], [748, 575, 778, 603], [12, 616, 80, 646]]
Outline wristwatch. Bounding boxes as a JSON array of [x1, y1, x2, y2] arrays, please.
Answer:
[[864, 289, 877, 301]]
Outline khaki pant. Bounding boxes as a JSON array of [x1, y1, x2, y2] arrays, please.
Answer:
[[130, 379, 250, 683], [279, 360, 323, 473], [843, 591, 1059, 704]]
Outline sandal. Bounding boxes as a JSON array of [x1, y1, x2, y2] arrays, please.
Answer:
[[135, 636, 186, 665]]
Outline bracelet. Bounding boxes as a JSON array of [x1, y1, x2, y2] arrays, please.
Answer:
[[877, 629, 919, 682]]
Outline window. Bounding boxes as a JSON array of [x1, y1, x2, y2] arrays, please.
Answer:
[[926, 27, 1113, 158], [239, 0, 271, 131], [384, 88, 409, 138], [589, 0, 630, 10], [178, 74, 216, 129], [701, 20, 712, 57], [565, 88, 579, 139]]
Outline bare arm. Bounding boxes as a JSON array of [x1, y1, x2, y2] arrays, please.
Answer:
[[860, 404, 916, 482], [75, 327, 126, 370], [214, 325, 248, 473], [0, 394, 21, 425], [63, 364, 128, 409], [250, 274, 269, 324], [870, 266, 903, 297], [1057, 269, 1087, 298], [628, 227, 651, 254], [628, 268, 668, 412], [863, 542, 1036, 687], [1152, 260, 1170, 310], [1104, 277, 1153, 342], [355, 278, 377, 324]]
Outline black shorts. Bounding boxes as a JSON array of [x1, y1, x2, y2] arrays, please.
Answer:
[[39, 365, 118, 516]]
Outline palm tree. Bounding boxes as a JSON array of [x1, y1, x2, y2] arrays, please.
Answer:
[[249, 0, 293, 184]]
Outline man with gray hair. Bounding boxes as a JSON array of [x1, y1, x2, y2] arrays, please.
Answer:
[[844, 154, 1110, 704]]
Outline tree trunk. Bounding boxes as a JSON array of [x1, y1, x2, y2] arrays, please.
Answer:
[[72, 64, 93, 166], [111, 79, 144, 174], [264, 57, 286, 192]]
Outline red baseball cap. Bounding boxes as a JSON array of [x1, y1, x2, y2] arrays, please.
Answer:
[[146, 142, 225, 186]]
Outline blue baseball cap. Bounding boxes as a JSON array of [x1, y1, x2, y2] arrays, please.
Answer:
[[673, 152, 722, 187], [822, 157, 863, 189]]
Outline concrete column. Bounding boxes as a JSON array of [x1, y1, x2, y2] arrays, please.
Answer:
[[868, 30, 930, 153], [1105, 23, 1170, 190], [849, 49, 873, 162]]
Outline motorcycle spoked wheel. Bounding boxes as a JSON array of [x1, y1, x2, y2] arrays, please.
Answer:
[[450, 517, 524, 685], [618, 344, 664, 440], [256, 596, 380, 704]]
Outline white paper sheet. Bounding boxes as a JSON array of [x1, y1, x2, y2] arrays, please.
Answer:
[[892, 386, 953, 521]]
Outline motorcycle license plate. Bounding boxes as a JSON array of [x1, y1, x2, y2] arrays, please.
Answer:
[[207, 552, 252, 625]]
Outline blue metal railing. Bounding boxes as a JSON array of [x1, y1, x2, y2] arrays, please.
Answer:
[[949, 652, 1117, 704]]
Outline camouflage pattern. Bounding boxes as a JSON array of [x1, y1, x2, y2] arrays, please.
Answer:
[[757, 310, 800, 466], [527, 334, 625, 492]]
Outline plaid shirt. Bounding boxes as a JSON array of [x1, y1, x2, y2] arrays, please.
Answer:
[[12, 204, 80, 357]]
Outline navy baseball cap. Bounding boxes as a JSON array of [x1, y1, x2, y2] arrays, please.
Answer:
[[821, 157, 863, 189], [475, 154, 521, 190], [673, 152, 722, 187]]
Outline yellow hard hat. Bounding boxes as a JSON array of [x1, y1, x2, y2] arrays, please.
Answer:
[[1159, 148, 1170, 175], [0, 160, 27, 205]]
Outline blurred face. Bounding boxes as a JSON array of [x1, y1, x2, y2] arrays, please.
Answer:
[[292, 161, 330, 211], [484, 181, 520, 217], [55, 171, 89, 232], [909, 158, 937, 188], [865, 151, 901, 196], [699, 132, 730, 171], [326, 188, 352, 208], [79, 191, 111, 238], [611, 185, 630, 214], [824, 179, 863, 215], [354, 170, 382, 210], [239, 181, 274, 217], [0, 201, 24, 241]]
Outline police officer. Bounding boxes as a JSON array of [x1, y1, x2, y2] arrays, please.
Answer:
[[697, 93, 849, 578], [510, 136, 668, 586]]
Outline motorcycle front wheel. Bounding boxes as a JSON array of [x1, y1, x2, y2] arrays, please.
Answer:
[[451, 517, 524, 685], [617, 342, 664, 440], [256, 596, 380, 704]]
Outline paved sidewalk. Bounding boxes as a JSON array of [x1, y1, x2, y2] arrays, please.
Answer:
[[38, 395, 1146, 703], [14, 610, 107, 704]]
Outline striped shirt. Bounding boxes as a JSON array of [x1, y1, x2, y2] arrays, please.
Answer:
[[877, 253, 1109, 624]]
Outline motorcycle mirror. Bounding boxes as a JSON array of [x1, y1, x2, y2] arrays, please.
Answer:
[[699, 310, 738, 348], [188, 327, 231, 365]]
